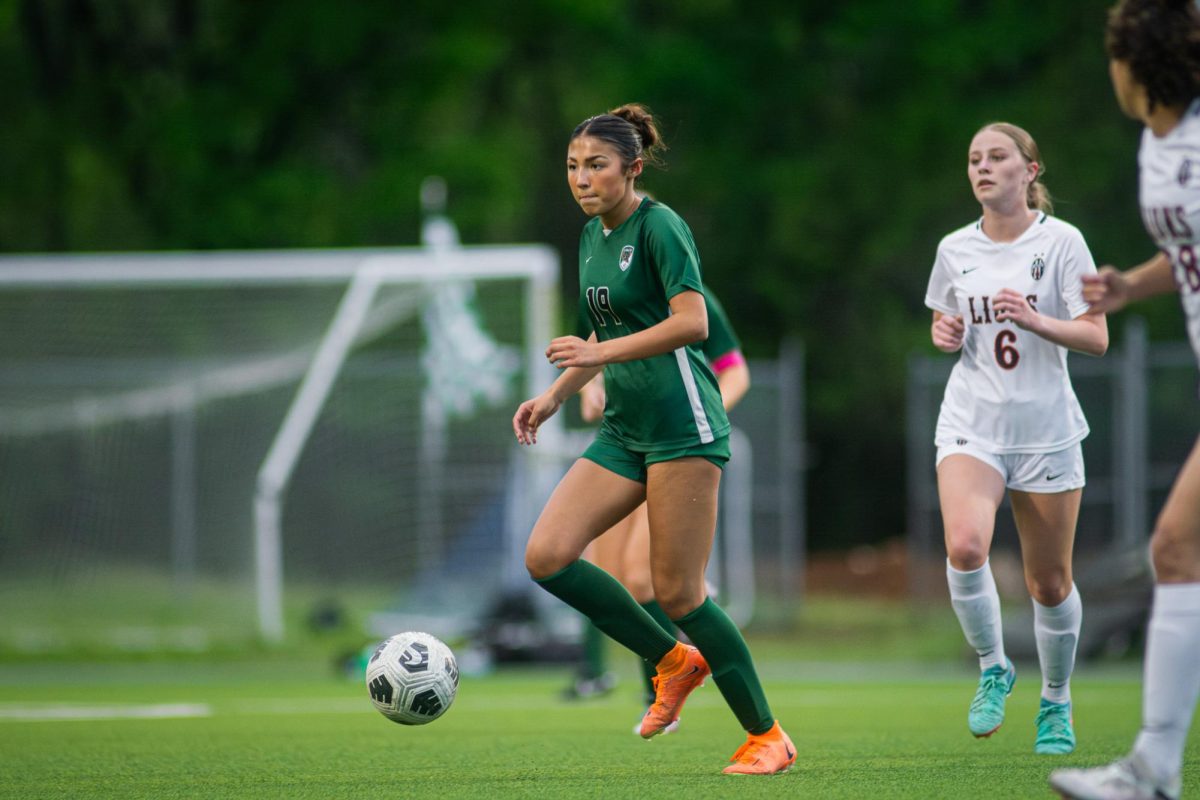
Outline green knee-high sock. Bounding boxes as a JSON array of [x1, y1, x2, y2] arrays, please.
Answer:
[[535, 560, 676, 664], [674, 597, 775, 734], [581, 619, 607, 678], [639, 600, 677, 703]]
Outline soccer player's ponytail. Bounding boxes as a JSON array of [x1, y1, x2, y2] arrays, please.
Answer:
[[1028, 178, 1053, 215]]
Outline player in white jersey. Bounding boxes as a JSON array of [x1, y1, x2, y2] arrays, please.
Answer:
[[925, 122, 1109, 755], [1050, 2, 1200, 799]]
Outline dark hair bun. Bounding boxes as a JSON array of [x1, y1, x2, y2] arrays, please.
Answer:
[[609, 104, 659, 150], [609, 103, 667, 166]]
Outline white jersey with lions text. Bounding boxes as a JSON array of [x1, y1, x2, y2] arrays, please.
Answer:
[[925, 213, 1097, 453], [1139, 97, 1200, 370]]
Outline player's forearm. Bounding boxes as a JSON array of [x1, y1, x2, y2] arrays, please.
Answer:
[[1030, 313, 1109, 357], [1124, 251, 1176, 302], [595, 310, 706, 364], [548, 365, 604, 403]]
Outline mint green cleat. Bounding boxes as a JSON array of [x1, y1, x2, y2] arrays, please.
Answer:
[[1035, 698, 1075, 754], [968, 659, 1016, 737]]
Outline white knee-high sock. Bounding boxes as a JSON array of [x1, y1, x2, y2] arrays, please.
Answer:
[[1033, 584, 1081, 704], [947, 560, 1006, 672], [1133, 583, 1200, 783]]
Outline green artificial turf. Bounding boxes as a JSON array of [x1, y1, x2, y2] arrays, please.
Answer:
[[0, 658, 1191, 799]]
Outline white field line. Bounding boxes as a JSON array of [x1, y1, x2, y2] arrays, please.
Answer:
[[0, 703, 212, 722], [0, 698, 371, 723]]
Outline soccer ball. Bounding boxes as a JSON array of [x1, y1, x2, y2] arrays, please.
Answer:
[[365, 632, 459, 725]]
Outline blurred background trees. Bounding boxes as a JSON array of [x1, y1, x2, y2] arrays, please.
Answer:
[[1, 0, 1184, 550]]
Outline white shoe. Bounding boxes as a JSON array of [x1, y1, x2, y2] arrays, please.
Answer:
[[1049, 754, 1180, 800]]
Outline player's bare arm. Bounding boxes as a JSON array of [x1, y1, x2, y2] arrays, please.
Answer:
[[545, 335, 606, 369], [1082, 251, 1175, 313], [579, 373, 606, 423], [931, 311, 965, 353], [555, 289, 707, 367], [714, 359, 750, 411], [992, 288, 1108, 356], [514, 342, 603, 444]]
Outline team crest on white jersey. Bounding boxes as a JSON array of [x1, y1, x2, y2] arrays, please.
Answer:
[[619, 245, 635, 272], [1030, 254, 1046, 281], [1179, 158, 1197, 188]]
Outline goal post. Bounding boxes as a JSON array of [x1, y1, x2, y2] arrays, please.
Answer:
[[250, 250, 561, 643], [0, 246, 560, 651]]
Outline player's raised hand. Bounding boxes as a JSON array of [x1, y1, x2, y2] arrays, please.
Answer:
[[992, 288, 1038, 330], [513, 391, 562, 445], [1081, 266, 1131, 314], [545, 336, 603, 369], [932, 314, 965, 353]]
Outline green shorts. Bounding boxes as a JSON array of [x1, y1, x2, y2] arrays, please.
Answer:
[[581, 431, 730, 484]]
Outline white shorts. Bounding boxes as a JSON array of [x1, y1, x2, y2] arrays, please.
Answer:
[[935, 440, 1085, 493]]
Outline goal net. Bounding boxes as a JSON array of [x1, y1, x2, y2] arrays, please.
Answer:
[[0, 247, 560, 654]]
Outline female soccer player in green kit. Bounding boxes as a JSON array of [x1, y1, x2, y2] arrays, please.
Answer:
[[568, 287, 750, 727], [512, 103, 794, 775], [571, 289, 748, 719]]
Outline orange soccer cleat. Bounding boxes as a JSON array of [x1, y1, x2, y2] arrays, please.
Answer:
[[723, 721, 796, 775], [638, 643, 709, 738]]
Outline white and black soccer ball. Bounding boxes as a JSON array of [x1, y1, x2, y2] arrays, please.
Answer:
[[365, 632, 459, 725]]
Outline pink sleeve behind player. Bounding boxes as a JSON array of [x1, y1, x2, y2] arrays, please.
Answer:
[[709, 350, 745, 375]]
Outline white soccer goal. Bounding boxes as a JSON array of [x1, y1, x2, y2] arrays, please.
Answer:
[[0, 247, 560, 649]]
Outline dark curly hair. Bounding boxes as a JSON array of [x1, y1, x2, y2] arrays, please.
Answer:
[[1106, 0, 1200, 111], [570, 103, 668, 175]]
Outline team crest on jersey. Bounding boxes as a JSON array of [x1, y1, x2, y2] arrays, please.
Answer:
[[618, 245, 635, 272], [1030, 254, 1046, 281]]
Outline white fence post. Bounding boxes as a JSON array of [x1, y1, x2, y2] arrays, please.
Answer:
[[1114, 317, 1149, 550]]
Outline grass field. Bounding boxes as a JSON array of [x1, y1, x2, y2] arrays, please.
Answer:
[[0, 651, 1193, 800]]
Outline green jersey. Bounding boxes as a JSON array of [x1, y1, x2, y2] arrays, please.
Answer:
[[576, 283, 741, 362], [578, 197, 730, 450]]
